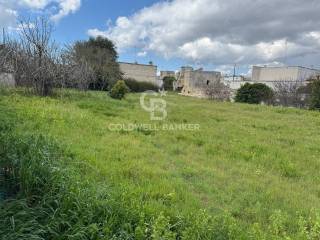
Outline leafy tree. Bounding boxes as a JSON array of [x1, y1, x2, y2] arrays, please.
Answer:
[[235, 83, 274, 104], [110, 80, 129, 99], [309, 80, 320, 110], [163, 76, 176, 91], [73, 36, 122, 91]]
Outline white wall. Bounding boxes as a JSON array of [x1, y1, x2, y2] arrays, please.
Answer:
[[252, 66, 299, 82], [0, 73, 15, 87], [224, 80, 248, 90], [297, 68, 320, 81], [252, 66, 320, 82]]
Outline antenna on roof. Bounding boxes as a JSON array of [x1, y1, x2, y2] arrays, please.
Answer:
[[134, 45, 138, 63], [2, 27, 5, 45]]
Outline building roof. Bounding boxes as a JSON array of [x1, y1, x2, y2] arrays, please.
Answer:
[[119, 61, 156, 67], [253, 65, 320, 72]]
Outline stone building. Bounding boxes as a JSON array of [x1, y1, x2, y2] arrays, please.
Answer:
[[160, 71, 176, 80], [252, 66, 320, 88], [119, 62, 157, 85], [176, 67, 222, 97]]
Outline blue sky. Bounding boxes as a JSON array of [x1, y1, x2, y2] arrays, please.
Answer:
[[2, 0, 320, 75], [52, 1, 159, 44], [50, 0, 202, 72], [49, 0, 253, 74], [12, 0, 190, 72]]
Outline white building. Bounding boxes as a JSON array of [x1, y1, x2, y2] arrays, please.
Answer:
[[222, 76, 250, 91], [252, 66, 320, 88]]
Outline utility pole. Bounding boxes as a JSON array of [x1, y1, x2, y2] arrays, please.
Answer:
[[2, 27, 6, 45], [233, 63, 236, 81], [134, 46, 138, 64], [284, 39, 288, 66]]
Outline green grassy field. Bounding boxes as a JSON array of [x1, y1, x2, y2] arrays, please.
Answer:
[[1, 89, 320, 239]]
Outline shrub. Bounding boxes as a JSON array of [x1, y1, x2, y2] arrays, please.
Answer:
[[124, 78, 158, 92], [309, 80, 320, 110], [163, 76, 176, 91], [235, 83, 274, 104], [110, 80, 129, 99], [274, 81, 307, 108]]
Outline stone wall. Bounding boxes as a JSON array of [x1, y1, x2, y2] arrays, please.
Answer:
[[119, 62, 157, 84], [0, 73, 15, 87], [160, 71, 175, 80], [176, 66, 193, 89], [178, 67, 222, 97]]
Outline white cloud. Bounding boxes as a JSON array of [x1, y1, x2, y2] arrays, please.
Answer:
[[88, 0, 320, 67], [51, 0, 81, 22], [0, 4, 18, 29], [87, 28, 108, 38], [19, 0, 51, 9], [137, 51, 147, 57], [213, 65, 235, 76], [9, 22, 36, 32], [0, 0, 81, 27]]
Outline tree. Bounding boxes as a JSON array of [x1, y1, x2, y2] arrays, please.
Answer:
[[235, 83, 274, 104], [9, 17, 59, 96], [72, 36, 122, 91], [59, 46, 95, 90], [0, 43, 13, 73], [205, 80, 230, 101], [309, 80, 320, 110], [274, 81, 306, 108], [2, 17, 117, 95], [163, 76, 176, 91]]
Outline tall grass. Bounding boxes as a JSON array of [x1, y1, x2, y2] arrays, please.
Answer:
[[0, 120, 244, 239], [1, 90, 320, 239]]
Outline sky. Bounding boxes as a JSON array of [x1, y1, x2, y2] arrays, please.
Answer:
[[1, 0, 320, 75]]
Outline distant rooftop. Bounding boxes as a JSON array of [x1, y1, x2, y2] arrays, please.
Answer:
[[180, 66, 221, 74], [254, 65, 320, 72], [119, 61, 156, 67]]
